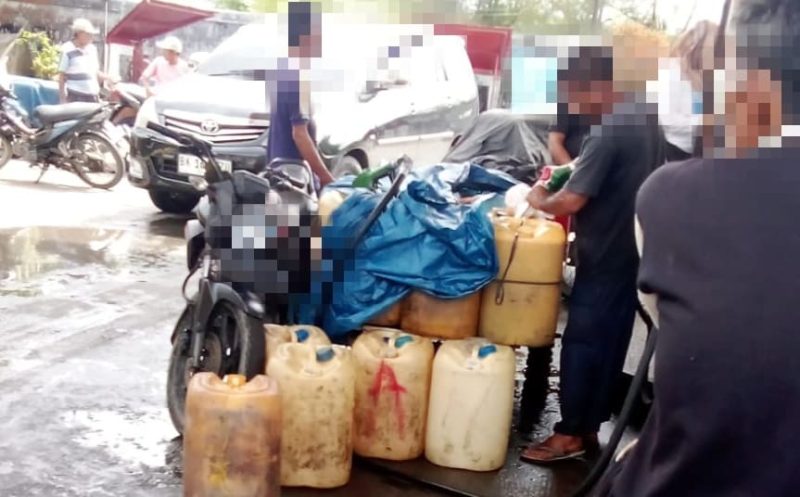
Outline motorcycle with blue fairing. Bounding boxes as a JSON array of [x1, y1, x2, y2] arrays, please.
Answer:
[[0, 80, 124, 189]]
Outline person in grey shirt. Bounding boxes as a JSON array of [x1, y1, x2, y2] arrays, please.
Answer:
[[58, 19, 114, 103]]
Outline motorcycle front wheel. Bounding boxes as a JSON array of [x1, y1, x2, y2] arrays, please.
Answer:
[[166, 301, 266, 435], [72, 131, 124, 189]]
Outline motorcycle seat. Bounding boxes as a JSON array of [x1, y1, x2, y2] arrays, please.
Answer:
[[35, 102, 103, 125]]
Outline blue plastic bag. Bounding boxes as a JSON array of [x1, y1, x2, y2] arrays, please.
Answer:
[[319, 163, 519, 336]]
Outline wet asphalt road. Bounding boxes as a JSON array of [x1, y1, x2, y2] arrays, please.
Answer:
[[0, 160, 607, 497]]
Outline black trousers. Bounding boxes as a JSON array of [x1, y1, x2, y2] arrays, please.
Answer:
[[554, 271, 638, 436]]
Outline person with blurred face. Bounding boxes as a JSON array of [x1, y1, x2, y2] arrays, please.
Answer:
[[140, 36, 189, 97], [265, 0, 333, 189], [653, 20, 717, 161], [520, 45, 666, 464], [58, 18, 113, 103], [590, 0, 800, 495]]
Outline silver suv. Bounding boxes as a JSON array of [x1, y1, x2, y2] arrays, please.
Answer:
[[128, 21, 479, 213]]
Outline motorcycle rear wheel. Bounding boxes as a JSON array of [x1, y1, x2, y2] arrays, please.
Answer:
[[166, 301, 266, 435], [72, 131, 124, 189], [0, 134, 11, 169]]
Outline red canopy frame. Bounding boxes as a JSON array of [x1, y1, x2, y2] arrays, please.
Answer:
[[433, 24, 512, 77], [106, 0, 215, 46]]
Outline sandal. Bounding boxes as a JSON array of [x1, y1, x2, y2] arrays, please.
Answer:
[[520, 443, 586, 465]]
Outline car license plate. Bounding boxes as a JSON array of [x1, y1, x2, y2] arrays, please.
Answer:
[[177, 154, 205, 176]]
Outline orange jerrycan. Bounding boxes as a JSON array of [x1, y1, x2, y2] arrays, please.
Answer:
[[400, 291, 481, 340], [264, 324, 330, 370], [183, 373, 281, 497]]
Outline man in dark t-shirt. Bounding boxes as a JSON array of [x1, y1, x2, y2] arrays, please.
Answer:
[[597, 1, 800, 495], [521, 46, 665, 463], [265, 1, 333, 189], [549, 103, 590, 164]]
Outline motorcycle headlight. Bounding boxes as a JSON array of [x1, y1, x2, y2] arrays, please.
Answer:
[[134, 97, 159, 129]]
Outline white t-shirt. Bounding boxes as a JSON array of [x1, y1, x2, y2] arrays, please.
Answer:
[[647, 57, 700, 154], [141, 56, 189, 88], [58, 41, 100, 96]]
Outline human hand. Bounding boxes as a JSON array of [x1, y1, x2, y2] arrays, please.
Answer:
[[535, 164, 574, 193]]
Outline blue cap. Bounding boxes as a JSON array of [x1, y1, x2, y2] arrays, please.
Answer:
[[395, 335, 414, 349], [477, 344, 497, 359], [294, 328, 310, 343], [316, 346, 335, 363]]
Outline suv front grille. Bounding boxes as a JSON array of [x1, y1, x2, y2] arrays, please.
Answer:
[[162, 110, 269, 145]]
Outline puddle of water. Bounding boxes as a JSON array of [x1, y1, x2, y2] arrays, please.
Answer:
[[0, 226, 183, 286]]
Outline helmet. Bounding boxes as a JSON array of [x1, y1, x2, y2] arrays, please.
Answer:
[[157, 36, 183, 54], [71, 18, 99, 35]]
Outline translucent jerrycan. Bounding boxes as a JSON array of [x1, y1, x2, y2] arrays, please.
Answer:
[[267, 343, 355, 488], [425, 339, 515, 472], [352, 329, 434, 460], [183, 373, 281, 497], [264, 324, 330, 370], [400, 291, 481, 340]]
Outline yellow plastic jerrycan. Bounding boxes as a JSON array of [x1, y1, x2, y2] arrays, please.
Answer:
[[425, 338, 515, 472], [183, 373, 281, 497], [400, 291, 481, 340], [264, 324, 330, 370], [318, 190, 346, 226], [479, 209, 566, 347], [267, 343, 355, 488], [353, 329, 434, 460]]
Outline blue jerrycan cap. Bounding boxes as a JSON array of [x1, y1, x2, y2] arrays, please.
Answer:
[[477, 344, 498, 359], [316, 346, 335, 363], [294, 328, 311, 343], [395, 335, 414, 349]]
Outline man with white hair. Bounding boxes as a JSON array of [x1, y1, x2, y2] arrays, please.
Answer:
[[139, 35, 189, 97], [58, 18, 112, 103]]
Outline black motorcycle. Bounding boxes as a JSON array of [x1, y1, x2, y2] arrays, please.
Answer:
[[0, 81, 125, 189], [153, 121, 410, 434]]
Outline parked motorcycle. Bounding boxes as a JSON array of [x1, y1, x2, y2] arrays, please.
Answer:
[[155, 120, 410, 434], [0, 81, 124, 189]]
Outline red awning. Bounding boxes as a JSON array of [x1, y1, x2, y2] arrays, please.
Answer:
[[434, 24, 512, 76], [106, 0, 215, 45]]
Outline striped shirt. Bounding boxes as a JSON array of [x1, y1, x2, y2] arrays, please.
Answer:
[[58, 41, 100, 96]]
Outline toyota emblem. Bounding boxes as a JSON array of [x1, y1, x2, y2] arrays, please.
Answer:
[[200, 119, 220, 134]]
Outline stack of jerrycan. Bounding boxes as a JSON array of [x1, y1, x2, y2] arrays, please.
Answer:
[[400, 291, 481, 340], [183, 373, 281, 497], [353, 329, 434, 460], [268, 343, 355, 488], [264, 324, 330, 369], [426, 338, 516, 471], [479, 209, 566, 347]]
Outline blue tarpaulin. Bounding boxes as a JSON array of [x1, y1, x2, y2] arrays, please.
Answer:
[[7, 75, 60, 127], [318, 163, 519, 336]]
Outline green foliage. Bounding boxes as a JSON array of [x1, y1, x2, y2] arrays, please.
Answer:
[[472, 0, 599, 32], [18, 30, 60, 80], [215, 0, 250, 11]]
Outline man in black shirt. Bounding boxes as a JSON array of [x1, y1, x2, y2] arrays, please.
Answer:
[[521, 45, 665, 463], [598, 1, 800, 495], [549, 103, 590, 165]]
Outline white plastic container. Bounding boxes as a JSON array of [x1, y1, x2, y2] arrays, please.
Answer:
[[267, 343, 355, 488], [425, 338, 516, 471], [264, 324, 330, 370], [352, 329, 434, 461]]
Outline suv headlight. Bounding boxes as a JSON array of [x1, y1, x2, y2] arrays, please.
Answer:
[[134, 97, 159, 129]]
